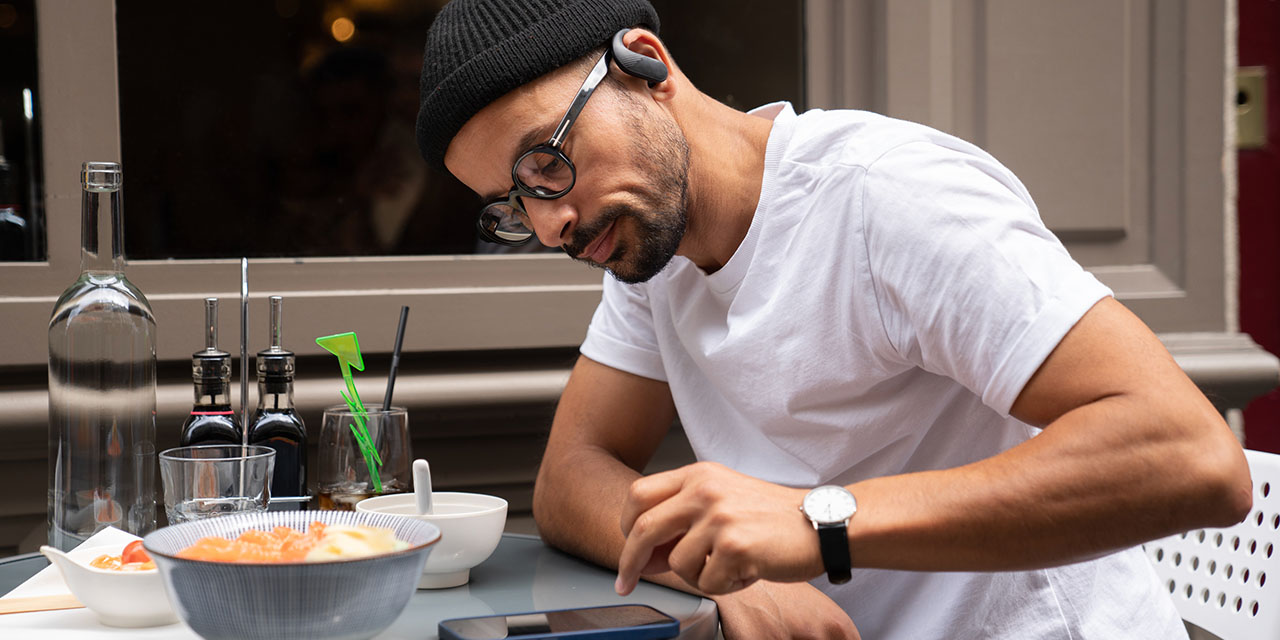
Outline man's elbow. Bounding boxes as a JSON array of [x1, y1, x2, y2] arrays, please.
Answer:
[[531, 468, 560, 539], [1188, 440, 1253, 529], [531, 462, 579, 550]]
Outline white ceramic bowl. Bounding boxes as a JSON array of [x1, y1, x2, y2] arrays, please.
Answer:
[[357, 492, 507, 588], [142, 510, 440, 640], [39, 542, 179, 627]]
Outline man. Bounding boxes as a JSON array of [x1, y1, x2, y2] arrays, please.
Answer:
[[415, 1, 1253, 637]]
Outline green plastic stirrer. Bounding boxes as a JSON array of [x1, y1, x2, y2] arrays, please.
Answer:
[[316, 331, 384, 493]]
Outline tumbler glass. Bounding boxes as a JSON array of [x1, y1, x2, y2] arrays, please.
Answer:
[[159, 445, 275, 524], [317, 405, 412, 510]]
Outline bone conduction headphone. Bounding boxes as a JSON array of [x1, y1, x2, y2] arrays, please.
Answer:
[[611, 29, 668, 86]]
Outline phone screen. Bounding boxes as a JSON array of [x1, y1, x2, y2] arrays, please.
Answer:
[[439, 604, 676, 638]]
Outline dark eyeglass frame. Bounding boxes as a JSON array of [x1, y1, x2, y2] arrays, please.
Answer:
[[476, 49, 613, 246], [475, 29, 669, 246]]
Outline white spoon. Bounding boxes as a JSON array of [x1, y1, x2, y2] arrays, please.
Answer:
[[413, 458, 433, 514]]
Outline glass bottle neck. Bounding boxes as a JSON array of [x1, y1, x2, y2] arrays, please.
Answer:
[[192, 379, 233, 408], [81, 188, 124, 274], [257, 378, 295, 411]]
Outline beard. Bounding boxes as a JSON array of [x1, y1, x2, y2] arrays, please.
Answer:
[[563, 106, 691, 284]]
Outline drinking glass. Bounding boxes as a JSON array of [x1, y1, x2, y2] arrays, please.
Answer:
[[159, 445, 275, 524], [317, 405, 412, 510]]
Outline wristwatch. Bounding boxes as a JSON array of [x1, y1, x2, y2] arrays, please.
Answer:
[[801, 485, 857, 584]]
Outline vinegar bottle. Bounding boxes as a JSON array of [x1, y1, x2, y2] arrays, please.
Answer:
[[179, 298, 242, 446], [249, 296, 307, 500], [47, 161, 157, 550]]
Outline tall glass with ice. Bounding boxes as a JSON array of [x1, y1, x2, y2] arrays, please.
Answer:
[[317, 405, 411, 510]]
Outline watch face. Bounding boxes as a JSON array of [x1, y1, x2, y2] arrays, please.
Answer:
[[803, 485, 857, 524]]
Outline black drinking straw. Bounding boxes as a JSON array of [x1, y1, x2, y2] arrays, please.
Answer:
[[383, 306, 410, 411]]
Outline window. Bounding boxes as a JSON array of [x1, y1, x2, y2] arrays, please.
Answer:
[[1, 0, 804, 369], [0, 0, 45, 262], [113, 0, 805, 260]]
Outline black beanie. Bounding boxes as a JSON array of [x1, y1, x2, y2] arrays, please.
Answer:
[[416, 0, 660, 172]]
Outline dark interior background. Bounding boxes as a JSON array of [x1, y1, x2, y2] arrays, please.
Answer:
[[0, 0, 44, 263], [115, 0, 805, 259]]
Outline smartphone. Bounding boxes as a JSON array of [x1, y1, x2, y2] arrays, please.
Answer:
[[437, 603, 680, 640]]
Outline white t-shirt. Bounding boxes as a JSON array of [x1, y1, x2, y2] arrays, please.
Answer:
[[579, 103, 1186, 639]]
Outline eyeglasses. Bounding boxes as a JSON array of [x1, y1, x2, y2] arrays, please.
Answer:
[[476, 48, 613, 246]]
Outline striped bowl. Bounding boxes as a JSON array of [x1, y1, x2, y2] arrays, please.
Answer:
[[143, 510, 441, 640]]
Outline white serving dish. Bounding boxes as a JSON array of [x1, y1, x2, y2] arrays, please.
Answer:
[[39, 542, 178, 628]]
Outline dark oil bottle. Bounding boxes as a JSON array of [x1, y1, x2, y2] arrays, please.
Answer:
[[180, 298, 241, 446], [250, 296, 307, 499]]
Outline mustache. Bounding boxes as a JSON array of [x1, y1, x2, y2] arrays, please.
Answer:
[[562, 204, 631, 257]]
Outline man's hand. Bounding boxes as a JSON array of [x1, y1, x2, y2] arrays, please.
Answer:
[[615, 461, 820, 595], [714, 581, 860, 640]]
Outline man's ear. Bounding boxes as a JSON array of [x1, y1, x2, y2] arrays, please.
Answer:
[[616, 28, 676, 99], [612, 29, 667, 84]]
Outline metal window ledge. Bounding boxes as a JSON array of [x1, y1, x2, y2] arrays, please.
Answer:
[[3, 332, 1276, 433]]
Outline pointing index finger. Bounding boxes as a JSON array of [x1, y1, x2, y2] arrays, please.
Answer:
[[616, 468, 696, 595], [619, 467, 688, 536]]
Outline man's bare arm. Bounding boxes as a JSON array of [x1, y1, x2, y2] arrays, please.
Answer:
[[616, 298, 1254, 594], [847, 296, 1252, 570], [532, 355, 677, 568], [535, 356, 860, 639]]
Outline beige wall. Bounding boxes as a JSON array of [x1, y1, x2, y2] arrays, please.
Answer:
[[805, 0, 1276, 421]]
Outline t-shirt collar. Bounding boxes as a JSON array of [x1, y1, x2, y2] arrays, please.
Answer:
[[704, 101, 798, 294]]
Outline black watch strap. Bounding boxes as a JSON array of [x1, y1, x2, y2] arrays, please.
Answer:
[[817, 522, 852, 584]]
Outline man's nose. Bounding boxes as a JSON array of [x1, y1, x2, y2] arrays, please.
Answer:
[[526, 198, 578, 248]]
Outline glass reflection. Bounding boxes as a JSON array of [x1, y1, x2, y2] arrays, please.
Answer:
[[118, 1, 479, 259], [0, 0, 46, 262]]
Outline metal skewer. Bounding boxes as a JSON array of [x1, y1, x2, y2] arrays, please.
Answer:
[[240, 258, 249, 445], [239, 258, 249, 498]]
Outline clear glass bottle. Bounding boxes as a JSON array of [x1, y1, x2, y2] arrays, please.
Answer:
[[249, 296, 307, 499], [180, 298, 242, 446], [47, 161, 157, 550]]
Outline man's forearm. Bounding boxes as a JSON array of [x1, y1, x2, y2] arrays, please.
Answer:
[[532, 356, 694, 587], [846, 395, 1252, 571], [534, 443, 639, 567], [533, 443, 707, 594], [842, 301, 1254, 572], [613, 393, 1250, 597]]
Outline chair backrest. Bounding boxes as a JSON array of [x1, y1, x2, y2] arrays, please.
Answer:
[[1145, 449, 1280, 640]]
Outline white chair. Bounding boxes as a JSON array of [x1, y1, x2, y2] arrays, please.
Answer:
[[1145, 449, 1280, 640]]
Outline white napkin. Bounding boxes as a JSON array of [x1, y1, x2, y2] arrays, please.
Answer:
[[1, 527, 141, 600]]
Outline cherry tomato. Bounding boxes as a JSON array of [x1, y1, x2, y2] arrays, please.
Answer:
[[121, 540, 151, 565]]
